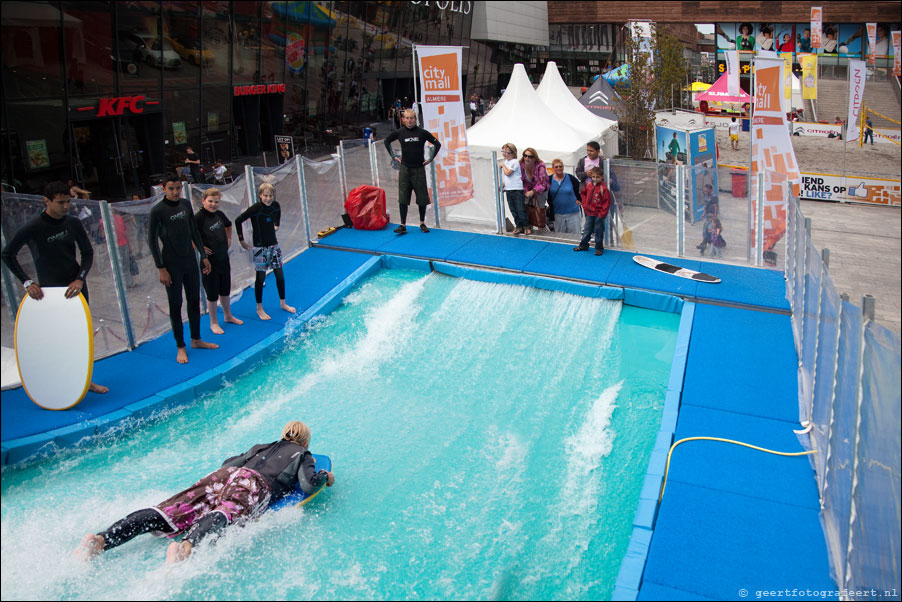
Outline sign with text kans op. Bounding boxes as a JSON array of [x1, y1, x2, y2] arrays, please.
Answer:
[[416, 46, 473, 206]]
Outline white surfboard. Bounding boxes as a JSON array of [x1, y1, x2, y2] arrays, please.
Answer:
[[15, 287, 94, 410], [632, 255, 721, 283]]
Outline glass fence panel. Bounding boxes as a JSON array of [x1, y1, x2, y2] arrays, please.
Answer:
[[341, 139, 375, 194], [303, 156, 345, 241]]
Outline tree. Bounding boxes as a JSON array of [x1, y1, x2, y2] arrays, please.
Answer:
[[613, 24, 690, 160]]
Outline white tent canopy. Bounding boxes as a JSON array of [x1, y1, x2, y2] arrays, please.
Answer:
[[536, 61, 618, 158], [450, 63, 612, 225]]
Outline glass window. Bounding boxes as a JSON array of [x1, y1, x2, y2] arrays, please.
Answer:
[[117, 4, 163, 92], [261, 2, 285, 83], [162, 2, 199, 89], [4, 99, 68, 193], [201, 85, 231, 164], [1, 1, 65, 99], [233, 1, 261, 83], [200, 2, 231, 86]]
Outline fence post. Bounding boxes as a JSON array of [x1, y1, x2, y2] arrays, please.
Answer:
[[746, 172, 753, 263], [0, 230, 19, 323], [337, 144, 348, 204], [244, 165, 255, 203], [295, 155, 313, 248], [368, 139, 378, 188], [676, 165, 685, 256], [491, 151, 503, 234], [430, 159, 441, 228], [755, 172, 765, 267], [99, 201, 135, 350]]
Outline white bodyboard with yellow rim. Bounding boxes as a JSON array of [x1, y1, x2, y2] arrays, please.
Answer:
[[15, 287, 93, 410]]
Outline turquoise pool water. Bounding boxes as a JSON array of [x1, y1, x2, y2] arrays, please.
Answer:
[[0, 269, 679, 600]]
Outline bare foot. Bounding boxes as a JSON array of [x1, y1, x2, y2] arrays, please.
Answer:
[[280, 301, 296, 314], [257, 307, 271, 321], [74, 534, 104, 560], [224, 315, 244, 325], [210, 323, 225, 335], [165, 540, 193, 564], [88, 382, 109, 394], [177, 347, 189, 364], [191, 339, 219, 350]]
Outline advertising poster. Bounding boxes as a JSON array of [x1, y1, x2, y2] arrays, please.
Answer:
[[846, 60, 866, 142], [774, 25, 796, 53], [172, 122, 187, 145], [894, 31, 902, 76], [416, 45, 473, 207], [866, 23, 877, 64], [810, 7, 823, 49], [800, 173, 901, 206], [275, 135, 295, 164], [655, 125, 688, 212], [751, 57, 801, 256], [26, 139, 50, 169], [800, 54, 818, 99], [689, 128, 718, 223]]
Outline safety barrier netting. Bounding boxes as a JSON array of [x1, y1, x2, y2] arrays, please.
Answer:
[[784, 185, 901, 596]]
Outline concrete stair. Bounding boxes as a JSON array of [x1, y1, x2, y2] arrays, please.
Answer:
[[814, 78, 901, 129]]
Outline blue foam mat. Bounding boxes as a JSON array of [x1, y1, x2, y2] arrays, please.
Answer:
[[641, 481, 835, 600], [606, 253, 701, 297], [523, 241, 620, 283], [668, 405, 820, 509], [2, 247, 373, 442], [682, 304, 799, 422], [694, 261, 789, 310], [638, 583, 719, 601], [445, 234, 549, 271]]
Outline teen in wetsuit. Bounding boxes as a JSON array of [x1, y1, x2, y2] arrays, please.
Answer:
[[75, 421, 335, 565], [148, 173, 218, 364], [235, 181, 295, 320], [195, 188, 243, 335], [1, 181, 107, 394], [383, 109, 441, 234]]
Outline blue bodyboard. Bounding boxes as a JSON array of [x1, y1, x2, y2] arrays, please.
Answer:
[[268, 454, 332, 510]]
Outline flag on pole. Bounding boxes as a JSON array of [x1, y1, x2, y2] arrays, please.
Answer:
[[725, 50, 740, 97], [893, 31, 901, 76], [866, 23, 877, 65], [751, 56, 800, 254], [846, 59, 866, 142], [781, 52, 793, 103], [800, 54, 818, 99], [415, 46, 473, 207], [810, 7, 823, 49]]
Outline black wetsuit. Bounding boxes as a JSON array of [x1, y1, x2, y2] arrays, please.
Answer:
[[1, 212, 94, 301], [194, 208, 232, 301], [148, 198, 207, 347], [234, 201, 286, 303], [384, 126, 441, 223], [96, 440, 328, 550]]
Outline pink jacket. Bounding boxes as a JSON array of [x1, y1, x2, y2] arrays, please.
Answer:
[[519, 160, 550, 195]]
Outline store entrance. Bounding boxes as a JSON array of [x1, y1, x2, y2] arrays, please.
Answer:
[[233, 94, 284, 158], [70, 113, 164, 200]]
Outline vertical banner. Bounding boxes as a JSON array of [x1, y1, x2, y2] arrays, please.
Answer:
[[751, 57, 801, 255], [416, 46, 473, 206], [781, 52, 793, 104], [810, 7, 823, 49], [725, 50, 740, 97], [894, 31, 902, 76], [866, 23, 877, 65], [800, 54, 818, 99], [630, 21, 655, 63], [846, 59, 867, 142]]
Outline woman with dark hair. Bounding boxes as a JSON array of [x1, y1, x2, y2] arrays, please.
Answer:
[[737, 23, 755, 51]]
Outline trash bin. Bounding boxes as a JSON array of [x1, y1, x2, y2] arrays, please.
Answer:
[[742, 118, 750, 132], [362, 127, 373, 144], [731, 171, 748, 198]]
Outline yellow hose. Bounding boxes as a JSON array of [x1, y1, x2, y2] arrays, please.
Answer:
[[659, 436, 817, 502]]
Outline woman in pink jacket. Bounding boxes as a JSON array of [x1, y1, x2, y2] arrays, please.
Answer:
[[519, 147, 550, 235]]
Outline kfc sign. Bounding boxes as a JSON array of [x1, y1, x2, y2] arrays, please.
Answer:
[[76, 96, 159, 117]]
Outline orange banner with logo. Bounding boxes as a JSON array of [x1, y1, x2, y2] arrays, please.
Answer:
[[810, 7, 823, 49], [751, 57, 801, 253], [416, 46, 473, 206]]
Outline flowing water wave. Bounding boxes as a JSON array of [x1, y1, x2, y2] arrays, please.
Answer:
[[1, 269, 678, 601]]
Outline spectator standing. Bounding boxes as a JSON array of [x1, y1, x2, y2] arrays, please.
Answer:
[[548, 159, 583, 235]]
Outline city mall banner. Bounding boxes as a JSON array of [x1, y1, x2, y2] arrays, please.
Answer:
[[751, 56, 801, 255], [415, 46, 474, 207]]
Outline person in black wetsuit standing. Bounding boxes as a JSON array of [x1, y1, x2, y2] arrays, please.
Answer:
[[235, 181, 295, 321], [195, 187, 243, 335], [74, 420, 335, 565], [148, 173, 218, 364], [1, 181, 108, 394], [383, 109, 441, 234]]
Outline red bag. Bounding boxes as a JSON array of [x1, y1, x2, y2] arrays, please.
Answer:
[[344, 185, 389, 230]]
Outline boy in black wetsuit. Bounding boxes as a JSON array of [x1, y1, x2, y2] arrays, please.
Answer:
[[2, 181, 108, 394], [235, 181, 295, 321], [148, 173, 218, 364], [383, 109, 441, 234], [195, 188, 243, 335]]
